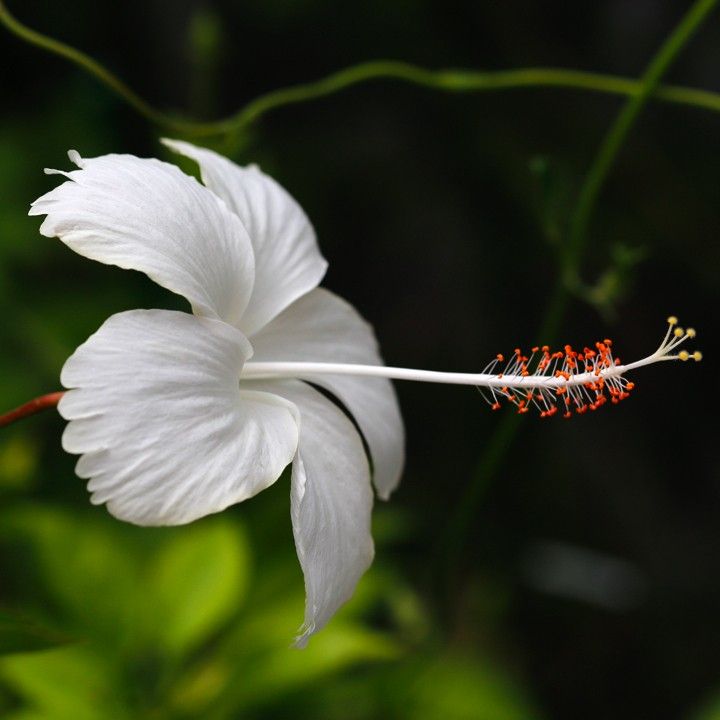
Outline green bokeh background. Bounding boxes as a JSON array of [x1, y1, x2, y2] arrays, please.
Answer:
[[1, 1, 719, 718]]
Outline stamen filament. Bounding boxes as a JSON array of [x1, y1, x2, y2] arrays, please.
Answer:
[[242, 316, 700, 418], [241, 361, 631, 387]]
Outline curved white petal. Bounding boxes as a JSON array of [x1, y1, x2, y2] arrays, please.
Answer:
[[59, 310, 299, 526], [30, 152, 255, 327], [247, 379, 373, 647], [163, 139, 328, 335], [249, 288, 405, 499]]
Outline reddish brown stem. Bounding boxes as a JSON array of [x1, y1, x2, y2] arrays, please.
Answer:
[[0, 392, 65, 428]]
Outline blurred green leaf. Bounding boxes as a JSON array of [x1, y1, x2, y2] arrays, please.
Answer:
[[0, 436, 38, 492], [575, 241, 648, 318], [146, 518, 250, 658], [690, 688, 720, 720], [0, 612, 71, 656], [406, 656, 542, 720], [0, 646, 128, 720], [198, 620, 401, 716], [0, 506, 140, 646]]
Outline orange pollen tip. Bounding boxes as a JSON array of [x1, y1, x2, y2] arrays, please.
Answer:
[[481, 329, 645, 420]]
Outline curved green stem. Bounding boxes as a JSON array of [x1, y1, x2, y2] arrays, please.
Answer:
[[3, 0, 720, 139], [442, 0, 718, 599], [563, 0, 719, 283], [226, 62, 720, 132], [0, 0, 197, 135]]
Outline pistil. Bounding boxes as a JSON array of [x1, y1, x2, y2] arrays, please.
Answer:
[[241, 316, 700, 418]]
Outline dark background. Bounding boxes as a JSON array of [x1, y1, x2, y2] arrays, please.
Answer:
[[1, 2, 719, 718]]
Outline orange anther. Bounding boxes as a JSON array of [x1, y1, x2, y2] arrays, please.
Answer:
[[496, 354, 505, 362]]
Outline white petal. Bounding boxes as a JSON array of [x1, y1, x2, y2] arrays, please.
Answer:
[[163, 139, 328, 335], [30, 152, 255, 327], [247, 379, 373, 647], [59, 310, 299, 526], [249, 288, 405, 499]]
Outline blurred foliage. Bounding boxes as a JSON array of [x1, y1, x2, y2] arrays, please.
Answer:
[[1, 1, 720, 719], [0, 503, 538, 719]]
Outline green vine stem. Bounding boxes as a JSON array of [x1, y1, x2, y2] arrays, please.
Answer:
[[2, 0, 720, 140], [442, 0, 718, 603]]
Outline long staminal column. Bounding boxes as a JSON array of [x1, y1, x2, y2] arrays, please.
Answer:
[[0, 317, 702, 428], [241, 317, 701, 418]]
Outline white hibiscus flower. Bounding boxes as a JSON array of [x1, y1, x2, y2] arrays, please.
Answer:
[[30, 140, 404, 646], [28, 140, 700, 645]]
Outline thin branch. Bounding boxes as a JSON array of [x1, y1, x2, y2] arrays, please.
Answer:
[[0, 392, 64, 428], [2, 1, 720, 140]]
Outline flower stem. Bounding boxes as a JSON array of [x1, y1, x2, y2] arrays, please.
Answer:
[[3, 1, 720, 139], [0, 392, 64, 428]]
